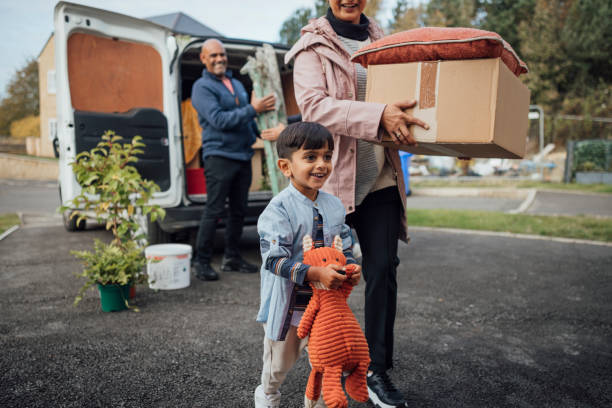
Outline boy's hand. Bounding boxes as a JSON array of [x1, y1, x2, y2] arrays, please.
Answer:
[[345, 264, 361, 286], [307, 265, 346, 290]]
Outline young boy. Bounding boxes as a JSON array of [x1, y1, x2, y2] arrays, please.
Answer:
[[254, 122, 362, 408]]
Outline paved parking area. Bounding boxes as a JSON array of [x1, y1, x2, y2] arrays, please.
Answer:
[[1, 224, 611, 407]]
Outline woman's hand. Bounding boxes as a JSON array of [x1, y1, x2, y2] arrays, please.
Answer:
[[381, 99, 429, 146], [260, 123, 286, 141]]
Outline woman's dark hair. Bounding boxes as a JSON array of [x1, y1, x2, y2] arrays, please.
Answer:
[[276, 122, 334, 159]]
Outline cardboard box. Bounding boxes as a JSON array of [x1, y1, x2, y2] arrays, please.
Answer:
[[366, 58, 530, 158]]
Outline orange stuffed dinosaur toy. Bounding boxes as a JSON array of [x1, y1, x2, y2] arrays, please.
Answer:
[[298, 235, 370, 408]]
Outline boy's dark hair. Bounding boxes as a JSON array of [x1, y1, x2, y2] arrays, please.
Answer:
[[276, 122, 334, 159]]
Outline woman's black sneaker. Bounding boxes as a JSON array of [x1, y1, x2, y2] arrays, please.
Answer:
[[367, 371, 407, 408]]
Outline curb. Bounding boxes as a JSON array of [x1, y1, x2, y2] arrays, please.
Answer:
[[409, 226, 612, 247], [507, 189, 537, 214], [0, 225, 20, 241]]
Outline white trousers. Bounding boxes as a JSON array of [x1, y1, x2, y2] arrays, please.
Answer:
[[260, 324, 309, 394]]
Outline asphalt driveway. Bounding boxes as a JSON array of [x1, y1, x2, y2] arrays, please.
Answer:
[[525, 190, 612, 218], [1, 223, 611, 407]]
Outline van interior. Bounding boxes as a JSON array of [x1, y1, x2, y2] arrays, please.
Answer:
[[67, 32, 171, 191], [178, 40, 299, 203], [66, 32, 298, 205]]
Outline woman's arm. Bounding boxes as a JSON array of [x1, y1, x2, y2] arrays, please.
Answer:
[[294, 49, 428, 145], [293, 50, 385, 142]]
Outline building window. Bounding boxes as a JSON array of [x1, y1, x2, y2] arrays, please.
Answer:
[[47, 70, 56, 94]]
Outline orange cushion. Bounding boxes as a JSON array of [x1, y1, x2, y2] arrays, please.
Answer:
[[351, 27, 528, 76]]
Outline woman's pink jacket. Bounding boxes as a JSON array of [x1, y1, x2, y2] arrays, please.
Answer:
[[285, 16, 408, 242]]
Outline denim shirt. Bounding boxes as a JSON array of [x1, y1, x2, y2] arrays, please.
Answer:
[[256, 183, 353, 341]]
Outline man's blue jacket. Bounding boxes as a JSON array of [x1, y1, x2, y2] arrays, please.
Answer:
[[191, 69, 259, 162]]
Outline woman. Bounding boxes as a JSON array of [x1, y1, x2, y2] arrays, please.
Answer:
[[285, 1, 428, 407]]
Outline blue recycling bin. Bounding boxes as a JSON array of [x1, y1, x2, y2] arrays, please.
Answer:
[[399, 151, 412, 196]]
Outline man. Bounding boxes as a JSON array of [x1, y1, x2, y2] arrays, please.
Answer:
[[191, 39, 276, 281]]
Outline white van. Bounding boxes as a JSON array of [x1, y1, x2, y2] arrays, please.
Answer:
[[54, 2, 299, 244]]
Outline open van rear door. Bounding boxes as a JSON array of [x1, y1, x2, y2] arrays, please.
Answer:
[[54, 2, 182, 209]]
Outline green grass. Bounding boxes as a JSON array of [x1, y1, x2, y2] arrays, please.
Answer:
[[411, 179, 612, 194], [0, 213, 21, 235], [406, 209, 612, 242]]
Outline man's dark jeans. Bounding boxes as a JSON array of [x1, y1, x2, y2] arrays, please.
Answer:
[[195, 155, 252, 264]]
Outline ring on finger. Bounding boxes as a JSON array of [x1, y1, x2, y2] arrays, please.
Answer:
[[394, 131, 402, 138]]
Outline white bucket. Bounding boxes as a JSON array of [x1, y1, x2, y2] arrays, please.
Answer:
[[145, 244, 192, 290]]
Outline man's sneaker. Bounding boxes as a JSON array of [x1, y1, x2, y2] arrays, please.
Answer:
[[367, 371, 407, 408], [194, 262, 219, 281], [221, 255, 259, 273]]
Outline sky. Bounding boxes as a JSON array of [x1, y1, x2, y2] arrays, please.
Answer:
[[0, 0, 391, 98]]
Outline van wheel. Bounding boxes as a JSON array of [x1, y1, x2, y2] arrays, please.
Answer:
[[63, 210, 86, 232], [147, 218, 171, 245], [52, 138, 60, 158], [59, 186, 86, 232]]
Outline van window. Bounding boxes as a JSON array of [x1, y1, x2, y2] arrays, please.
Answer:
[[67, 33, 163, 113]]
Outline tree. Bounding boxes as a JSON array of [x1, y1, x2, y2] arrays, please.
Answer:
[[518, 0, 611, 143], [560, 0, 612, 93], [390, 0, 409, 30], [314, 0, 328, 16], [519, 0, 575, 109], [389, 0, 425, 33], [278, 0, 328, 47], [423, 0, 478, 27], [10, 115, 40, 138], [478, 0, 536, 54], [0, 58, 39, 136], [279, 7, 315, 46], [364, 0, 384, 21]]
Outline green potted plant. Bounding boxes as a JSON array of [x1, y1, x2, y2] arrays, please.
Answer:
[[61, 130, 165, 312]]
